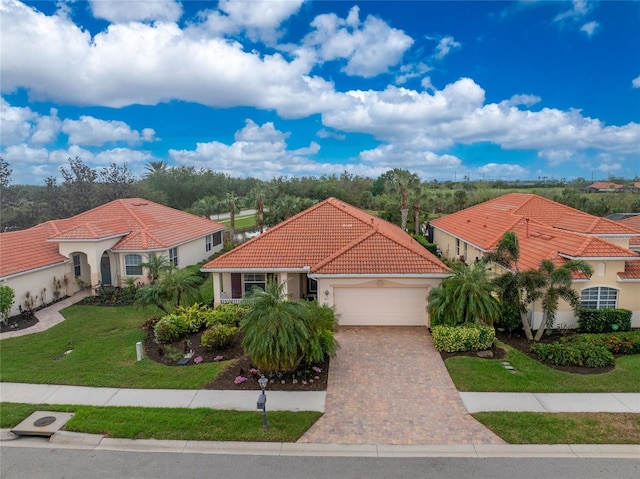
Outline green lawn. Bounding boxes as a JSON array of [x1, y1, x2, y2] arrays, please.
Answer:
[[0, 403, 320, 442], [217, 214, 257, 230], [474, 412, 640, 444], [445, 342, 640, 393], [0, 305, 227, 389]]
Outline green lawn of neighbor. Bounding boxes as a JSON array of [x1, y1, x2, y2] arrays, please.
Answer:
[[445, 342, 640, 393], [0, 305, 226, 389]]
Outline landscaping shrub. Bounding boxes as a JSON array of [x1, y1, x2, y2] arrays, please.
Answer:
[[201, 324, 238, 350], [560, 331, 640, 356], [530, 342, 614, 368], [153, 316, 187, 343], [431, 325, 495, 352], [172, 304, 208, 333], [494, 301, 522, 334], [577, 308, 632, 333], [412, 234, 438, 256], [205, 303, 249, 328]]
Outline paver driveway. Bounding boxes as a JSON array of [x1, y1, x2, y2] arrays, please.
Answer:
[[299, 327, 505, 445]]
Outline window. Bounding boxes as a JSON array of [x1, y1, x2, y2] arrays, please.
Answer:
[[125, 254, 143, 276], [456, 238, 461, 256], [213, 231, 222, 246], [73, 254, 81, 277], [581, 286, 618, 310], [169, 247, 178, 267], [205, 235, 212, 252], [244, 273, 266, 293], [307, 278, 318, 294]]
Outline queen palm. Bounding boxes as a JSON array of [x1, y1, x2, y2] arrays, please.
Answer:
[[428, 261, 499, 326], [533, 259, 593, 341]]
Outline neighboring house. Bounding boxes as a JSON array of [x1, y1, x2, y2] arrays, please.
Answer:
[[201, 197, 450, 326], [585, 182, 625, 192], [431, 193, 640, 329], [617, 214, 640, 253], [0, 198, 225, 317]]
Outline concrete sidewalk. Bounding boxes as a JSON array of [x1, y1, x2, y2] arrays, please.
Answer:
[[0, 382, 325, 412], [461, 392, 640, 413]]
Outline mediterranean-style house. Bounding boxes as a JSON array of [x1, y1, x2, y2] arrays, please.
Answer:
[[430, 193, 640, 329], [201, 197, 450, 326], [0, 198, 225, 317]]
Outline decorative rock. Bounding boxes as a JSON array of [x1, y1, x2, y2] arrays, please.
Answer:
[[476, 350, 494, 359]]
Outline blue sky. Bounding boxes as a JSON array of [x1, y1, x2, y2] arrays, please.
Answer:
[[1, 0, 639, 185]]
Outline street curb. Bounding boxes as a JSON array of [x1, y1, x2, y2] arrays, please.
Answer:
[[1, 430, 639, 458]]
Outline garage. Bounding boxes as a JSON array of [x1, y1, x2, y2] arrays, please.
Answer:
[[333, 286, 429, 326]]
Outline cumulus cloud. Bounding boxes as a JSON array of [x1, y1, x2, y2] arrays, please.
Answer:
[[89, 0, 183, 23], [169, 119, 324, 179], [61, 116, 156, 146], [202, 0, 304, 44], [475, 163, 529, 180], [432, 35, 461, 60], [632, 75, 640, 88], [303, 6, 413, 77]]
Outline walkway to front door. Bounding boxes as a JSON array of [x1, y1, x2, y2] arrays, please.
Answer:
[[299, 327, 505, 445]]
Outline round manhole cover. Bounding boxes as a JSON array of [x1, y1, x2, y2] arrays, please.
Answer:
[[33, 416, 57, 427]]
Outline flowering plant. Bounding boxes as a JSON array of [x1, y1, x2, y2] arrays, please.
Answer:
[[193, 356, 203, 364], [234, 375, 248, 384], [312, 366, 322, 373], [213, 355, 224, 361]]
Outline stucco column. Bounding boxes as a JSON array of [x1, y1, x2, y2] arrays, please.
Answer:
[[212, 273, 222, 307]]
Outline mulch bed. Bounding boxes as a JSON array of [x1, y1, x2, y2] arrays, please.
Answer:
[[439, 329, 615, 375], [0, 313, 39, 334], [143, 328, 330, 391]]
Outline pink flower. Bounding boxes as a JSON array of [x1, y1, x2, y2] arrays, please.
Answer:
[[312, 366, 322, 373], [213, 355, 224, 361], [193, 356, 203, 364], [234, 376, 248, 384]]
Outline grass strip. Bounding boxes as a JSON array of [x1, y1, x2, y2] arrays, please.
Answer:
[[474, 412, 640, 444], [0, 305, 227, 389], [0, 402, 321, 442], [445, 342, 640, 392]]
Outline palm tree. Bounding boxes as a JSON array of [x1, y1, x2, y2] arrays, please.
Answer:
[[487, 232, 544, 341], [226, 192, 239, 241], [139, 254, 171, 284], [159, 267, 204, 309], [533, 259, 593, 341], [428, 262, 500, 326], [135, 282, 170, 315], [383, 169, 420, 231], [144, 161, 168, 176], [241, 281, 310, 372], [188, 196, 220, 220]]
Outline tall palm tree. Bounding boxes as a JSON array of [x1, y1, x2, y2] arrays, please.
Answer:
[[241, 281, 310, 372], [144, 161, 168, 176], [383, 169, 420, 231], [533, 259, 593, 341], [428, 262, 500, 326], [226, 192, 239, 241]]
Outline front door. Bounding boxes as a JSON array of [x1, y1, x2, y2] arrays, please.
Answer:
[[100, 254, 112, 285], [231, 273, 242, 299]]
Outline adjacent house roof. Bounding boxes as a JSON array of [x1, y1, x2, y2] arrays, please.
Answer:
[[587, 182, 624, 191], [618, 214, 640, 248], [203, 197, 450, 276], [430, 193, 640, 277], [0, 198, 225, 278]]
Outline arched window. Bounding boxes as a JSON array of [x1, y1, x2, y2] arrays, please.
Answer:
[[580, 286, 618, 310], [125, 254, 143, 276]]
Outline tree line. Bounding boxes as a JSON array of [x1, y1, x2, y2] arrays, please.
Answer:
[[1, 157, 639, 233]]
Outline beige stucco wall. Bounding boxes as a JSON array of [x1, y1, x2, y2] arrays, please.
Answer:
[[3, 263, 78, 317], [316, 277, 441, 307]]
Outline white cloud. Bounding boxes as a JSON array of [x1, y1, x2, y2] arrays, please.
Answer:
[[31, 108, 61, 144], [61, 116, 157, 146], [632, 75, 640, 89], [502, 94, 541, 108], [554, 0, 591, 23], [432, 36, 461, 60], [0, 97, 36, 144], [475, 163, 529, 180], [202, 0, 304, 44], [89, 0, 183, 23], [303, 6, 413, 77], [580, 21, 598, 37], [317, 129, 346, 140]]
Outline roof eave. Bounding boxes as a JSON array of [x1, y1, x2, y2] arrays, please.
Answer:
[[0, 259, 71, 281], [309, 273, 451, 279], [201, 267, 310, 273]]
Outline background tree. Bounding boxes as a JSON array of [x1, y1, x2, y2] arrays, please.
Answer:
[[0, 285, 15, 325], [97, 162, 135, 203], [383, 169, 420, 231]]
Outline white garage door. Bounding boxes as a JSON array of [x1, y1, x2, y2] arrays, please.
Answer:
[[333, 287, 428, 326]]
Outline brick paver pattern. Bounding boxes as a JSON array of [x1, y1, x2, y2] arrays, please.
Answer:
[[299, 327, 505, 445]]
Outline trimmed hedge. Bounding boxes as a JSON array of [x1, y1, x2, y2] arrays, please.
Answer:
[[561, 331, 640, 356], [530, 342, 614, 368], [154, 316, 188, 343], [431, 325, 495, 352], [201, 324, 238, 350], [577, 308, 632, 333], [412, 234, 438, 256], [205, 303, 249, 328]]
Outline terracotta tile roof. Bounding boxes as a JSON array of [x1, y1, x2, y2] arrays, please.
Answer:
[[1, 198, 225, 277], [618, 261, 640, 280], [0, 222, 69, 278], [431, 193, 639, 272], [203, 198, 449, 276], [618, 215, 640, 247], [588, 182, 624, 190], [49, 198, 225, 251]]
